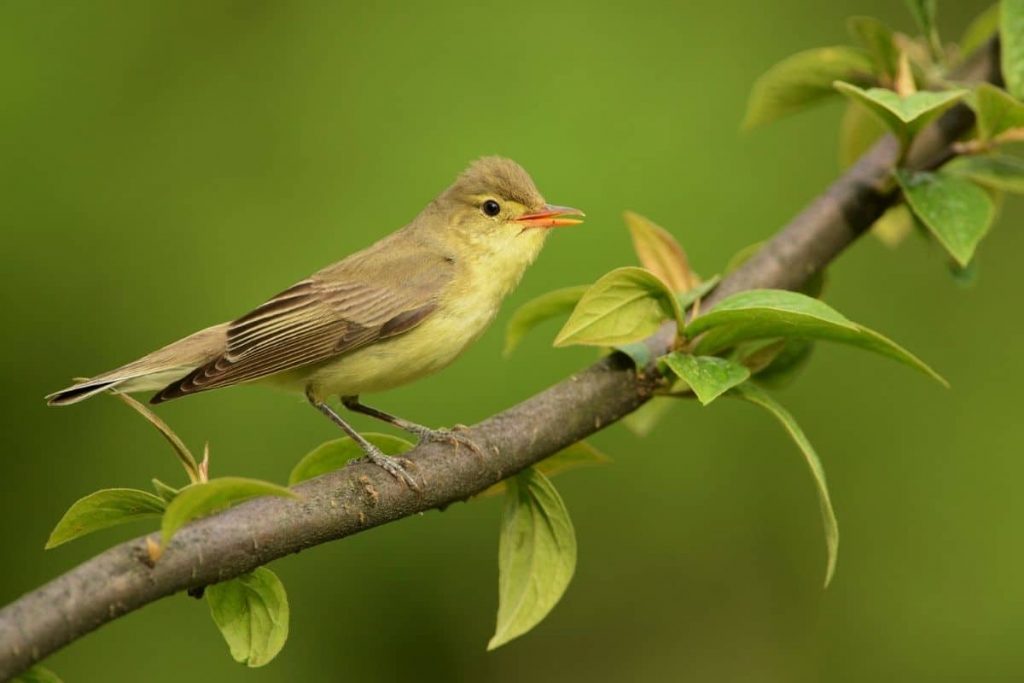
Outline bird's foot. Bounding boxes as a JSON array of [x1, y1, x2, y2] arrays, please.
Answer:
[[408, 423, 483, 456], [354, 446, 419, 490]]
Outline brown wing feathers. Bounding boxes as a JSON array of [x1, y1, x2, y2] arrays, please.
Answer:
[[151, 272, 442, 404]]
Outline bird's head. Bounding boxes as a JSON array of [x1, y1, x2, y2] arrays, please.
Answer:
[[432, 157, 584, 265]]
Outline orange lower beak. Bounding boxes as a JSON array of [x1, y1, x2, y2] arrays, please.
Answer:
[[515, 204, 585, 229]]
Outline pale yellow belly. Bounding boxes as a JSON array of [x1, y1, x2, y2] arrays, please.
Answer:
[[270, 291, 501, 400]]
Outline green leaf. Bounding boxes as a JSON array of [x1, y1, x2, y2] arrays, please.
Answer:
[[834, 82, 967, 147], [743, 46, 874, 129], [662, 353, 750, 406], [621, 397, 676, 437], [746, 339, 815, 389], [904, 0, 941, 59], [904, 0, 936, 33], [1002, 0, 1024, 100], [895, 169, 996, 266], [504, 286, 588, 356], [838, 101, 886, 168], [677, 275, 720, 311], [207, 567, 289, 667], [732, 383, 838, 587], [12, 666, 63, 683], [554, 267, 683, 348], [735, 338, 788, 374], [46, 488, 165, 549], [151, 478, 182, 503], [288, 434, 414, 485], [971, 83, 1024, 140], [686, 289, 946, 386], [162, 477, 297, 547], [477, 442, 611, 499], [943, 154, 1024, 194], [960, 4, 999, 59], [623, 211, 697, 292], [847, 16, 900, 81], [488, 468, 576, 650]]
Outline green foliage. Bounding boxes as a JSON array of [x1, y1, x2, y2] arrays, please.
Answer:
[[46, 488, 166, 549], [623, 211, 698, 292], [554, 267, 683, 348], [507, 212, 707, 359], [207, 567, 290, 667], [732, 383, 838, 587], [662, 353, 750, 405], [12, 666, 63, 683], [743, 2, 1014, 272], [151, 478, 182, 503], [743, 339, 816, 389], [833, 83, 967, 147], [943, 154, 1024, 193], [1002, 0, 1024, 99], [477, 442, 611, 499], [743, 47, 874, 129], [903, 0, 941, 60], [489, 468, 576, 650], [676, 276, 720, 310], [895, 169, 996, 266], [847, 16, 900, 82], [289, 434, 414, 485], [971, 83, 1024, 140], [162, 477, 297, 547], [961, 4, 1000, 58], [504, 285, 588, 357], [686, 289, 946, 385], [42, 388, 300, 670]]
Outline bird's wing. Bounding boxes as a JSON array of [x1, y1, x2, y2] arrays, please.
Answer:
[[151, 249, 452, 402]]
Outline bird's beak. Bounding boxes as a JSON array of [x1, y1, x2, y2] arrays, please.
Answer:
[[515, 204, 586, 229]]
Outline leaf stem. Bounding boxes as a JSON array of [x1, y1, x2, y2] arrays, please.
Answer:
[[111, 391, 202, 484]]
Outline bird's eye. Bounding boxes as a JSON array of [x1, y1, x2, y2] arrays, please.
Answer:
[[481, 199, 501, 217]]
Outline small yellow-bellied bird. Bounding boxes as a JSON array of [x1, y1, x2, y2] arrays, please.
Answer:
[[47, 157, 583, 486]]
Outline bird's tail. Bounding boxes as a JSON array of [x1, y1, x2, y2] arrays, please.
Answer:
[[46, 323, 229, 406], [47, 377, 131, 405]]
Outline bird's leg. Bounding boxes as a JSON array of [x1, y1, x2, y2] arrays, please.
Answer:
[[306, 390, 418, 489], [341, 395, 482, 456]]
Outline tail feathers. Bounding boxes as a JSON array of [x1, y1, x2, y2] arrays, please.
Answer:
[[45, 323, 230, 407], [46, 378, 126, 406]]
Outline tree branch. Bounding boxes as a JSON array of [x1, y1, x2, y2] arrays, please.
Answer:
[[0, 39, 1000, 682]]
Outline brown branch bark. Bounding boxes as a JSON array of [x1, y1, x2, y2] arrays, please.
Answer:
[[0, 39, 1000, 682]]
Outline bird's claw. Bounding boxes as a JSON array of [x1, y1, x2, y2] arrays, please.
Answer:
[[355, 447, 419, 490], [411, 425, 483, 456]]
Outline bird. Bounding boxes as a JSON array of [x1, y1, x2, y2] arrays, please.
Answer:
[[46, 157, 584, 487]]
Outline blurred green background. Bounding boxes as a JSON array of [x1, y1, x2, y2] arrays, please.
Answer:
[[2, 1, 1020, 681]]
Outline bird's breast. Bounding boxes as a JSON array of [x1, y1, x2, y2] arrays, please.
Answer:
[[302, 256, 520, 398]]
